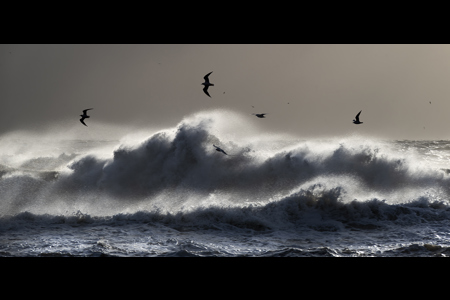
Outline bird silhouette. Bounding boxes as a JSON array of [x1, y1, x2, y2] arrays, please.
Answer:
[[213, 144, 227, 155], [252, 113, 266, 118], [353, 110, 363, 124], [80, 108, 93, 126], [202, 72, 214, 97]]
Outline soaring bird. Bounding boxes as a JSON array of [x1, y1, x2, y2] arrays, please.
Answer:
[[252, 113, 266, 118], [213, 144, 227, 155], [80, 108, 93, 126], [202, 71, 214, 97], [353, 110, 363, 124]]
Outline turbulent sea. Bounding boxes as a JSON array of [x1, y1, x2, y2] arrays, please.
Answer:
[[2, 110, 450, 257]]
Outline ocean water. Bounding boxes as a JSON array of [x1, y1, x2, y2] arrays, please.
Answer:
[[2, 110, 450, 257]]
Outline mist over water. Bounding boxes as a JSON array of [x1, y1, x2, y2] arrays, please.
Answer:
[[2, 109, 450, 256]]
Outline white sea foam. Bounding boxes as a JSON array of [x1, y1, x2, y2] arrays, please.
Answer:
[[1, 109, 450, 228]]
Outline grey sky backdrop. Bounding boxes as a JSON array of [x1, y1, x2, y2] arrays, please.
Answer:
[[1, 44, 450, 140]]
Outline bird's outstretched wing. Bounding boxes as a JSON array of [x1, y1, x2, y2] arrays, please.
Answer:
[[203, 86, 211, 97], [80, 118, 87, 126], [355, 110, 361, 122], [83, 108, 93, 114], [204, 71, 212, 83]]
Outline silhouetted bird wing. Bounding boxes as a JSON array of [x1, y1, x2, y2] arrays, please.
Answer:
[[203, 72, 212, 83], [203, 86, 211, 97], [355, 110, 361, 122]]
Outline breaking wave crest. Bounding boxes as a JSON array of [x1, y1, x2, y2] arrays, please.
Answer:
[[1, 109, 450, 229], [2, 185, 450, 233]]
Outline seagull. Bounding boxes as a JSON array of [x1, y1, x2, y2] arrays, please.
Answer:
[[213, 144, 227, 155], [252, 113, 266, 118], [353, 110, 363, 124], [202, 71, 214, 97], [80, 108, 93, 126]]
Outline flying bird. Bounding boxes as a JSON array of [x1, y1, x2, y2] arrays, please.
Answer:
[[252, 113, 266, 118], [202, 71, 214, 97], [353, 110, 363, 124], [80, 108, 93, 126], [213, 144, 227, 155]]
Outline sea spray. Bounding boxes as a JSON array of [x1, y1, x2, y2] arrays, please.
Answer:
[[1, 109, 450, 225], [2, 110, 450, 256]]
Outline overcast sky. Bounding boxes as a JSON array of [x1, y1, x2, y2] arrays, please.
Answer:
[[1, 44, 450, 140]]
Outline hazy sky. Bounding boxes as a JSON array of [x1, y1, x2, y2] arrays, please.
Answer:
[[2, 44, 450, 140]]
